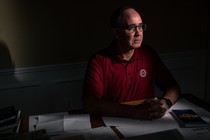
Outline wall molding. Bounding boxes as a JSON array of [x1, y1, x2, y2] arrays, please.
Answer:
[[0, 50, 208, 115]]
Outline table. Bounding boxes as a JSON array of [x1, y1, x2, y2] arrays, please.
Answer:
[[19, 93, 210, 139]]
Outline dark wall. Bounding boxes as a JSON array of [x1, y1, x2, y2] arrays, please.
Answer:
[[0, 0, 208, 68]]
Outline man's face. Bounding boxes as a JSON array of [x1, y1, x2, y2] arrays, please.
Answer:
[[115, 9, 144, 50]]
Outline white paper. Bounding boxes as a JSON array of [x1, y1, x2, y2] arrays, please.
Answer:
[[104, 113, 178, 138], [29, 112, 68, 132], [177, 126, 210, 140], [29, 113, 91, 135], [103, 112, 176, 127], [64, 114, 91, 131], [37, 115, 63, 123], [50, 126, 119, 140], [36, 117, 64, 133]]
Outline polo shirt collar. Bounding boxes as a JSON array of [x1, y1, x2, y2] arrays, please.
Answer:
[[110, 42, 141, 63]]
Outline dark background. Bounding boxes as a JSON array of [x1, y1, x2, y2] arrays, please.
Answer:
[[0, 0, 209, 68]]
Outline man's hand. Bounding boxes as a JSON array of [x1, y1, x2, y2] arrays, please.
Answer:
[[133, 98, 166, 120], [159, 98, 170, 110]]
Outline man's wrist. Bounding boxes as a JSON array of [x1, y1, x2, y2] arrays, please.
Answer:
[[158, 97, 172, 108]]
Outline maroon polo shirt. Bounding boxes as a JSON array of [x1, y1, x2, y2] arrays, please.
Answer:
[[83, 45, 178, 103]]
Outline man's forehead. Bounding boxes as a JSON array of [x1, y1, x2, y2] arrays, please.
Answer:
[[122, 10, 142, 25]]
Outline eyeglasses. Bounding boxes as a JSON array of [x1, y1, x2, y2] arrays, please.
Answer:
[[118, 23, 146, 33]]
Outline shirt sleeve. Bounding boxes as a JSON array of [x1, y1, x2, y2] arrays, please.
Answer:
[[82, 54, 104, 99]]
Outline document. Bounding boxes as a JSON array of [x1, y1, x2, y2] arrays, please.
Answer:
[[29, 112, 68, 132], [170, 109, 208, 128], [103, 113, 177, 138], [29, 113, 91, 135], [178, 127, 210, 140], [36, 115, 64, 134], [64, 114, 91, 131]]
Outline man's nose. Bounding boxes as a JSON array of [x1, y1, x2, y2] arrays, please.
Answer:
[[134, 27, 141, 36]]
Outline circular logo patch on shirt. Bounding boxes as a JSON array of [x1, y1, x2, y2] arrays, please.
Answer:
[[140, 69, 147, 77]]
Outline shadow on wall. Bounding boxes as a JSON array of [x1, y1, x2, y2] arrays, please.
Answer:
[[0, 39, 15, 70], [0, 39, 19, 109], [0, 39, 18, 86]]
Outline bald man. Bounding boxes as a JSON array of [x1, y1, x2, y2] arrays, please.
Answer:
[[82, 6, 180, 120]]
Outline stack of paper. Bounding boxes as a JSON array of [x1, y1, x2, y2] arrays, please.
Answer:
[[0, 106, 21, 136], [29, 113, 119, 140]]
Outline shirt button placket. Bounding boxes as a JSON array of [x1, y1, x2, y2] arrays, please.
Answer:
[[126, 64, 132, 86]]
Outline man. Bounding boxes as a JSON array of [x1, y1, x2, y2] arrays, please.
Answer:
[[82, 6, 180, 120]]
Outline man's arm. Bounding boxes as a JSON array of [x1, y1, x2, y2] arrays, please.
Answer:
[[82, 96, 166, 120], [83, 96, 134, 117], [160, 85, 181, 110]]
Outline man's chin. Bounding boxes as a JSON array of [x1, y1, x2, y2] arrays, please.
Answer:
[[132, 44, 141, 48]]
